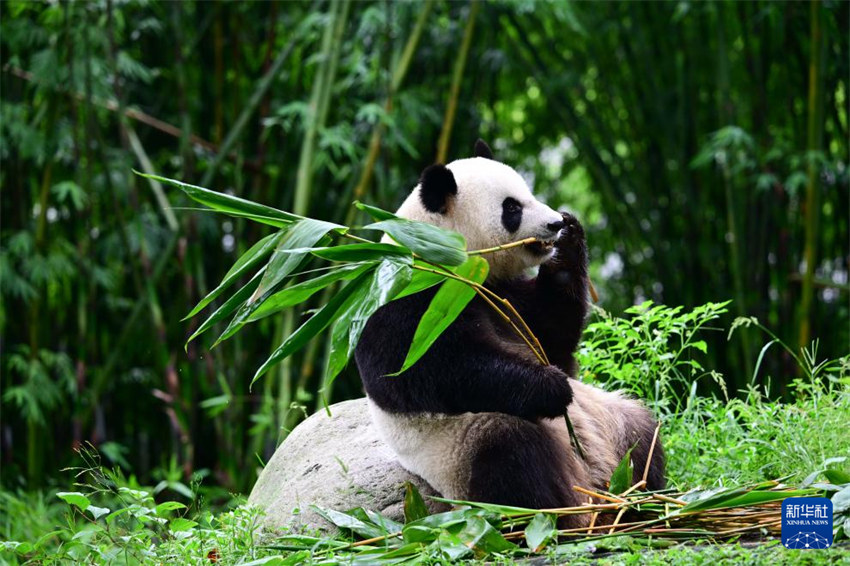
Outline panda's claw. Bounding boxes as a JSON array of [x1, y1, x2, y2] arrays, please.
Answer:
[[554, 212, 586, 253]]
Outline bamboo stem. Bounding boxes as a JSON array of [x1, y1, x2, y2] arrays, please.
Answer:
[[409, 264, 548, 366], [620, 480, 646, 497], [467, 238, 539, 255], [653, 493, 688, 506], [641, 423, 661, 484], [349, 0, 434, 205], [435, 0, 480, 163], [572, 486, 625, 504], [798, 0, 826, 351]]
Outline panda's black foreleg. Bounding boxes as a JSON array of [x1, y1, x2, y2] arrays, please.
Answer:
[[520, 212, 590, 372]]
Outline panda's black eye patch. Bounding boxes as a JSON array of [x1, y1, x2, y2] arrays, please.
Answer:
[[502, 197, 523, 233]]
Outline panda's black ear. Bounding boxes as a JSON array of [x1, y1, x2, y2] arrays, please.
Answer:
[[473, 138, 494, 160], [419, 164, 457, 214]]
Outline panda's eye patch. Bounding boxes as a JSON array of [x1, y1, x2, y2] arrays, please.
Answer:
[[502, 197, 523, 233]]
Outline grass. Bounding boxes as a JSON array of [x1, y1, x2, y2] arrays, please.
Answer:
[[1, 302, 848, 564]]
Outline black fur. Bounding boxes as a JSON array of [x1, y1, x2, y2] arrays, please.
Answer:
[[498, 212, 589, 372], [356, 286, 573, 419], [419, 164, 457, 214], [356, 217, 589, 418], [355, 212, 666, 507], [474, 138, 494, 159], [501, 197, 523, 233], [467, 415, 582, 510]]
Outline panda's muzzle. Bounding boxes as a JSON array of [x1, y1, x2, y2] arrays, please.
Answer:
[[525, 238, 556, 256], [524, 218, 563, 255]]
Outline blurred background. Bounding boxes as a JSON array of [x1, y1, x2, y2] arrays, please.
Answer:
[[1, 0, 847, 493]]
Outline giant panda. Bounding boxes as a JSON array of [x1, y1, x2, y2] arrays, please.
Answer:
[[354, 140, 664, 525]]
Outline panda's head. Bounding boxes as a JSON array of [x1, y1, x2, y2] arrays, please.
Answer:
[[395, 139, 565, 280]]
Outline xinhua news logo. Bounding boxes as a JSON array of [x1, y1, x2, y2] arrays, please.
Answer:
[[781, 497, 833, 549]]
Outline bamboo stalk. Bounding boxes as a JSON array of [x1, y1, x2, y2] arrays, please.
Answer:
[[348, 0, 434, 205], [641, 423, 661, 484], [798, 0, 826, 352], [653, 493, 688, 506], [620, 480, 647, 497], [290, 0, 352, 407], [435, 0, 480, 163], [572, 486, 625, 504]]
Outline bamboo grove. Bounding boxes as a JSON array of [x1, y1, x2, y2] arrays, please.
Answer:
[[1, 1, 847, 489]]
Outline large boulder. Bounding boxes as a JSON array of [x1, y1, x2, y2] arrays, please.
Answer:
[[248, 397, 447, 533]]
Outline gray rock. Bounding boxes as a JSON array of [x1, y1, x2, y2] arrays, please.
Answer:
[[248, 397, 448, 534]]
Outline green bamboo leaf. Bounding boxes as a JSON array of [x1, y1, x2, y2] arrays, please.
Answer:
[[364, 218, 467, 266], [183, 231, 285, 320], [609, 445, 635, 494], [677, 486, 810, 514], [311, 506, 387, 540], [251, 272, 371, 386], [185, 267, 265, 348], [324, 257, 413, 385], [307, 243, 412, 262], [135, 171, 301, 227], [354, 200, 397, 221], [247, 262, 375, 323], [390, 257, 489, 375], [525, 513, 557, 553], [403, 482, 430, 523], [213, 262, 375, 347], [228, 219, 341, 337], [428, 496, 537, 516], [457, 515, 515, 555], [832, 485, 850, 514], [394, 264, 446, 300]]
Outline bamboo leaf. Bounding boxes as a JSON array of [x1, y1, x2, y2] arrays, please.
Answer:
[[525, 513, 557, 553], [183, 231, 285, 320], [324, 257, 413, 385], [306, 242, 412, 263], [403, 482, 430, 524], [390, 257, 489, 375], [233, 219, 342, 330], [832, 485, 850, 514], [364, 218, 467, 266], [609, 445, 635, 494], [213, 262, 375, 346], [354, 201, 398, 221], [312, 506, 388, 540], [394, 264, 446, 300], [135, 171, 301, 227], [185, 267, 265, 347], [251, 271, 371, 386], [456, 515, 515, 555], [676, 486, 810, 514], [247, 263, 375, 323]]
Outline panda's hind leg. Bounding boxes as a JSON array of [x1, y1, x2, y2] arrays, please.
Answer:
[[465, 414, 586, 514]]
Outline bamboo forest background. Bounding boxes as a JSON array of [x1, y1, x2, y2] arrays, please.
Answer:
[[1, 1, 848, 491]]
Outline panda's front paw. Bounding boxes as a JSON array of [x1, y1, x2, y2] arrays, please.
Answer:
[[552, 212, 587, 270], [535, 366, 573, 418]]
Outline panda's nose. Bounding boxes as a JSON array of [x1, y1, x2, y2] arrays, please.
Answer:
[[547, 219, 566, 232]]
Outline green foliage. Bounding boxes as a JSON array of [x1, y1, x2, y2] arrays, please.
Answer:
[[2, 305, 850, 563], [152, 169, 490, 389], [1, 0, 847, 500], [578, 301, 731, 412]]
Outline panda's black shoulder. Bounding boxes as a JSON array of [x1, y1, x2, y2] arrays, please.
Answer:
[[354, 286, 490, 412]]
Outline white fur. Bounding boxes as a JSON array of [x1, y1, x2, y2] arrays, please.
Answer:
[[394, 157, 564, 280], [370, 155, 650, 502], [370, 380, 642, 498]]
